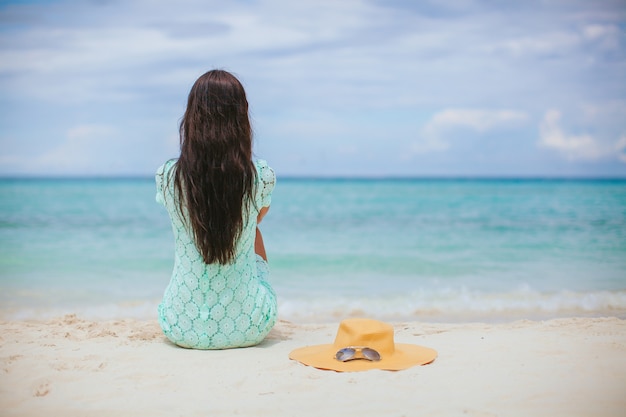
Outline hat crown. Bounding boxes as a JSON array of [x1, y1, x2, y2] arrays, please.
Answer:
[[332, 318, 395, 356]]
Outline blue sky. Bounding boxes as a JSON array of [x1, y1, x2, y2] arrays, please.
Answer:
[[0, 0, 625, 177]]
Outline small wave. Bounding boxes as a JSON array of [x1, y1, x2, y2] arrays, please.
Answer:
[[2, 289, 625, 323], [278, 288, 626, 323]]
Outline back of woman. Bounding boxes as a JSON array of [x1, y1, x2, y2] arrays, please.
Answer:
[[155, 70, 277, 349]]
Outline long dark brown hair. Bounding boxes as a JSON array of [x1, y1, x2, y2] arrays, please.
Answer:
[[173, 70, 256, 265]]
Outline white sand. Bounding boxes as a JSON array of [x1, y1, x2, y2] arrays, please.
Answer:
[[1, 315, 625, 417]]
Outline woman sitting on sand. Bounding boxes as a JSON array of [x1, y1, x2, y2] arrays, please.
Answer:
[[155, 70, 277, 349]]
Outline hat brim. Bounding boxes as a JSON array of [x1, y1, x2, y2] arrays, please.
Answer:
[[289, 343, 437, 372]]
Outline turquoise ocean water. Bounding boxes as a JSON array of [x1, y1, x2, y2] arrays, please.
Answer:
[[1, 177, 625, 323]]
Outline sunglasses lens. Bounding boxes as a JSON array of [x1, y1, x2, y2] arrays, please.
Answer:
[[335, 348, 356, 361], [362, 348, 381, 361], [335, 347, 381, 362]]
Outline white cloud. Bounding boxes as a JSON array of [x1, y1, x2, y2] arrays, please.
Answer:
[[66, 124, 114, 141], [426, 109, 528, 132], [538, 109, 621, 161], [0, 124, 119, 175], [483, 21, 623, 61], [411, 108, 528, 154], [583, 24, 617, 40], [490, 32, 580, 58], [31, 124, 119, 174], [582, 24, 621, 50]]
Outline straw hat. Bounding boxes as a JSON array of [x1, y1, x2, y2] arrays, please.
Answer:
[[289, 318, 437, 372]]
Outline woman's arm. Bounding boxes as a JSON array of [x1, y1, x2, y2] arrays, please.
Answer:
[[255, 206, 269, 261], [257, 206, 269, 224]]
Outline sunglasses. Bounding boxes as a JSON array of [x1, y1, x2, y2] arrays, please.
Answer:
[[334, 346, 381, 362]]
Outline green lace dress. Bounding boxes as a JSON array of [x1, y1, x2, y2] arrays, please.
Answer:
[[155, 159, 277, 349]]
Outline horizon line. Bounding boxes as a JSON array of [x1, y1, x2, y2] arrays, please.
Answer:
[[1, 174, 626, 181]]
